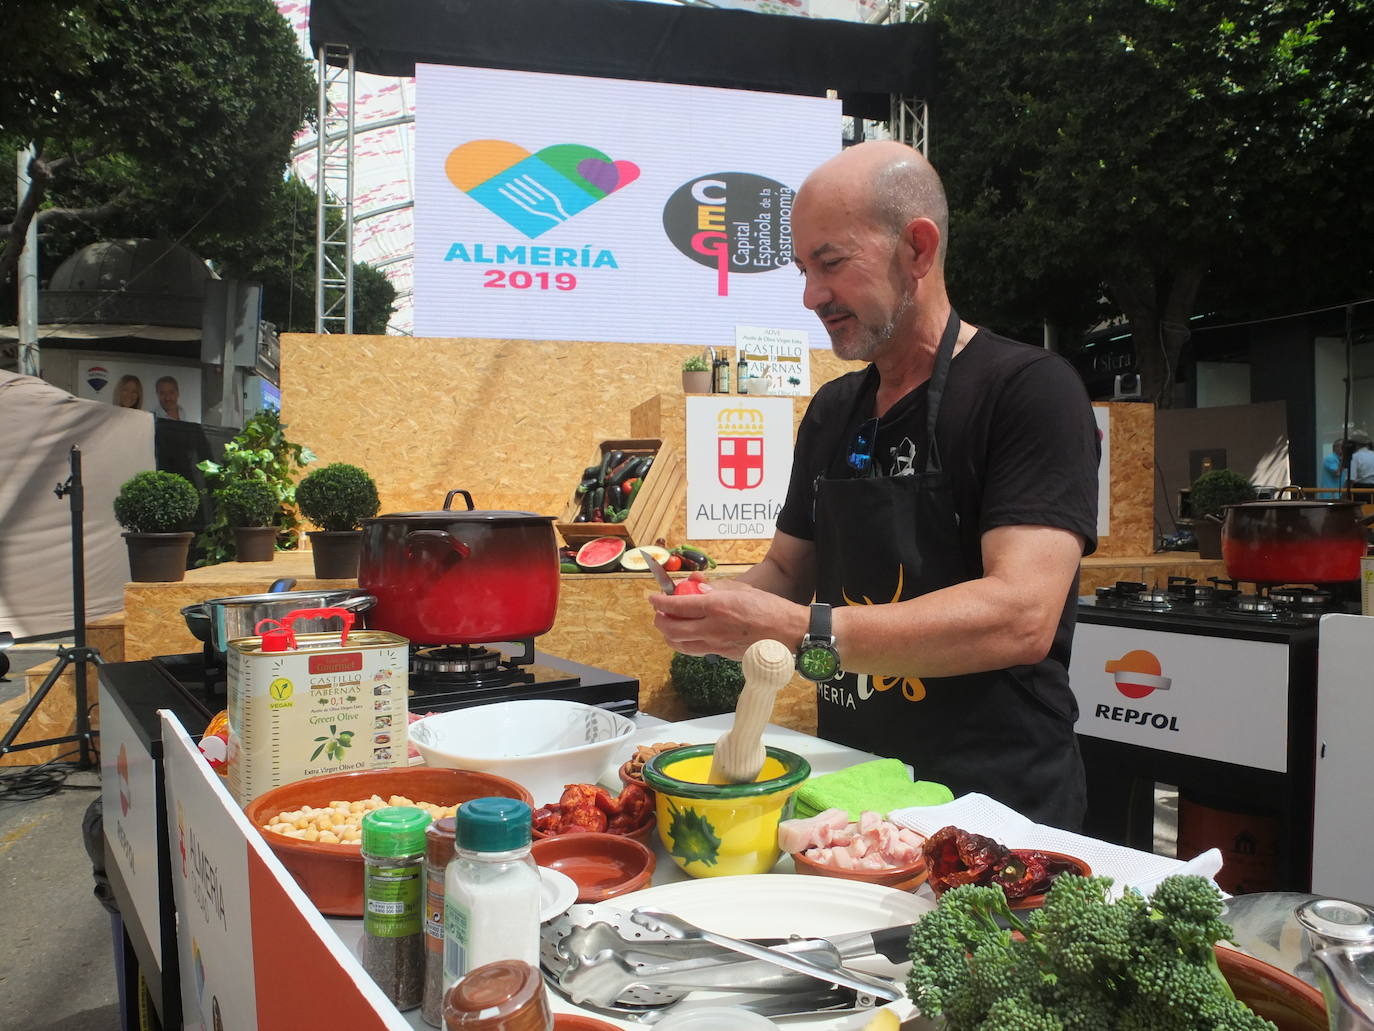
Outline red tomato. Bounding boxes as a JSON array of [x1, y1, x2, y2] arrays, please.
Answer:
[[663, 554, 683, 572], [674, 578, 706, 595]]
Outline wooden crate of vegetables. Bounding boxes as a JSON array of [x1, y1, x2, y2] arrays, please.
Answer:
[[555, 438, 684, 550]]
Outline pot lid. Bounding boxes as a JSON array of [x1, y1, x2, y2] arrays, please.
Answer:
[[196, 588, 371, 606], [1225, 499, 1366, 509], [365, 488, 555, 525], [364, 510, 555, 524]]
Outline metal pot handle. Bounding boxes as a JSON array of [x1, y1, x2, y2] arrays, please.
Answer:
[[404, 529, 471, 559], [1205, 513, 1225, 526], [443, 490, 475, 511], [336, 592, 377, 612], [1276, 485, 1306, 499]]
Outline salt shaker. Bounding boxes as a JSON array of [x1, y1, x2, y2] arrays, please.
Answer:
[[443, 797, 541, 987]]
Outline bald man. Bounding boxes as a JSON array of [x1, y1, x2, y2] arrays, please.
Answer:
[[649, 142, 1100, 829]]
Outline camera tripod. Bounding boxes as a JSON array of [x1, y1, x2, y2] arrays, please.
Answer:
[[0, 446, 102, 768]]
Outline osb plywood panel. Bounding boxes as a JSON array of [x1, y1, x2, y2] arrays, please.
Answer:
[[283, 335, 723, 520], [1, 660, 101, 767], [1096, 402, 1156, 558], [543, 568, 817, 734], [123, 552, 352, 661], [1079, 555, 1229, 594]]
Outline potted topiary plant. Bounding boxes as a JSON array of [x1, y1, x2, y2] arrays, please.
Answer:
[[113, 470, 201, 581], [681, 354, 712, 394], [1188, 468, 1257, 559], [669, 652, 745, 716], [216, 478, 280, 562], [295, 462, 380, 579]]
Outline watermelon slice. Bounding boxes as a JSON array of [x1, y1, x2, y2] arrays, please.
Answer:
[[575, 536, 626, 572]]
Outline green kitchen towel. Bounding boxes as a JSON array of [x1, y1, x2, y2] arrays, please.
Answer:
[[794, 759, 953, 820]]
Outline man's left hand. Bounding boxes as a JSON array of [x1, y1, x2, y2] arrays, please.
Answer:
[[647, 578, 809, 660]]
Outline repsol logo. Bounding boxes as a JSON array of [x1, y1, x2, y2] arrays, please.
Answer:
[[1093, 704, 1181, 731]]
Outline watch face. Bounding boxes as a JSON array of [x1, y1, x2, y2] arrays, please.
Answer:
[[798, 646, 839, 681]]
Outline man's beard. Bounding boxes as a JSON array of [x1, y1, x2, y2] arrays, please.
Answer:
[[823, 288, 913, 362]]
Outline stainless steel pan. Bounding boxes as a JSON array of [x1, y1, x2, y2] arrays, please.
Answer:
[[181, 581, 376, 655]]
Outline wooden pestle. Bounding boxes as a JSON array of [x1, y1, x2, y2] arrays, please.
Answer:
[[708, 639, 794, 784]]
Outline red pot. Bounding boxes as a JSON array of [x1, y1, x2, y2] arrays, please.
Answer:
[[1221, 491, 1374, 583], [358, 490, 559, 644]]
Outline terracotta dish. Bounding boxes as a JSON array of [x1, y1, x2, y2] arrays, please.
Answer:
[[554, 1015, 623, 1031], [1216, 946, 1326, 1031], [531, 831, 655, 903], [789, 847, 928, 891], [926, 849, 1092, 910], [243, 766, 532, 916]]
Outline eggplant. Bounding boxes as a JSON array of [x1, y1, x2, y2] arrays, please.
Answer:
[[582, 465, 601, 481], [606, 483, 623, 510]]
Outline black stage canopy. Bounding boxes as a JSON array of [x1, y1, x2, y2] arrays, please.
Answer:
[[309, 0, 934, 120]]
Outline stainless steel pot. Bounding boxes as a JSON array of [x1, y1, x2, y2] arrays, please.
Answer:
[[182, 587, 376, 656]]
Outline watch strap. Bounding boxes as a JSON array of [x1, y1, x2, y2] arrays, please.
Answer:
[[807, 602, 833, 644]]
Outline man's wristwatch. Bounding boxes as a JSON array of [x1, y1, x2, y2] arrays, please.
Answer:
[[796, 602, 842, 682]]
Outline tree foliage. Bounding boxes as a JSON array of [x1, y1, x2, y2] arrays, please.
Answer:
[[929, 0, 1374, 405], [0, 0, 316, 285]]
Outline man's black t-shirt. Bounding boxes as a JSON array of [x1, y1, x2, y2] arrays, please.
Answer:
[[777, 328, 1100, 823], [779, 326, 1099, 572]]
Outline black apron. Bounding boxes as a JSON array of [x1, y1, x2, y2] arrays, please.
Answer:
[[812, 309, 1086, 830]]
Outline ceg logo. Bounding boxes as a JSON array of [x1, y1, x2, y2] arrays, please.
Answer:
[[1104, 650, 1172, 699], [663, 173, 794, 296]]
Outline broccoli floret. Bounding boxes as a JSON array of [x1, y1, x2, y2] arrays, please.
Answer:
[[904, 873, 1278, 1031], [905, 883, 1025, 1017]]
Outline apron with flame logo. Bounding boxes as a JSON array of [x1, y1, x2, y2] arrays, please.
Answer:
[[811, 310, 1085, 828]]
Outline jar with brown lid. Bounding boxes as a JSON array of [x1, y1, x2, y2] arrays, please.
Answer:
[[442, 960, 552, 1031]]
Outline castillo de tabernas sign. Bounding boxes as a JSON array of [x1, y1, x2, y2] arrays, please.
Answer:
[[685, 396, 795, 539]]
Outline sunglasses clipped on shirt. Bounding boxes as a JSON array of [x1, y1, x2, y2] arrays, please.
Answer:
[[846, 417, 880, 478]]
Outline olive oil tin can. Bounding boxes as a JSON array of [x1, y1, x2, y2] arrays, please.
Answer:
[[1362, 555, 1374, 617], [227, 628, 410, 805]]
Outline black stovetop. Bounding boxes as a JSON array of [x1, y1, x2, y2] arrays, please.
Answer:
[[1079, 577, 1360, 632]]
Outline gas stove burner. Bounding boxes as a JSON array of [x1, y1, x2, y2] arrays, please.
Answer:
[[412, 645, 503, 676], [1231, 595, 1277, 616], [1269, 586, 1334, 611], [1095, 581, 1173, 610]]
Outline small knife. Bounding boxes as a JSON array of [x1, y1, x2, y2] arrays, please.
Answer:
[[641, 550, 676, 595]]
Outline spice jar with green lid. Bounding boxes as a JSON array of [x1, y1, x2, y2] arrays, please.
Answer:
[[362, 805, 433, 1010]]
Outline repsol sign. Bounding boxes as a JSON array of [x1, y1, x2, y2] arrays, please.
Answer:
[[1093, 703, 1181, 731]]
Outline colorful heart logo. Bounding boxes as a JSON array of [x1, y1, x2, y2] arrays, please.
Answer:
[[446, 140, 639, 239]]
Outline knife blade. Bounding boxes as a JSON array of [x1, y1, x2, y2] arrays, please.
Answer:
[[641, 550, 676, 595]]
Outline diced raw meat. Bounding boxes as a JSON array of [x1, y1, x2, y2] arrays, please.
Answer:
[[777, 808, 851, 854]]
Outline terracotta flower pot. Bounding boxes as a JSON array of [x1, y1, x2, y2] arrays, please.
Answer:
[[232, 525, 277, 562], [123, 531, 194, 582], [307, 530, 363, 579], [681, 369, 712, 394]]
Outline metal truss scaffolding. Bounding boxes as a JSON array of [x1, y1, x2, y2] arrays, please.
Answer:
[[886, 0, 930, 154], [316, 44, 355, 334]]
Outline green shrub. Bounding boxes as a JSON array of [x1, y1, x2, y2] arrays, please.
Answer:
[[1189, 468, 1257, 519], [195, 407, 313, 565], [216, 478, 279, 527], [681, 355, 709, 372], [113, 471, 200, 534], [670, 652, 745, 715], [296, 463, 380, 531]]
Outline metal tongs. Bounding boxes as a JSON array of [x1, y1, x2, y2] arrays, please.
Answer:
[[553, 905, 901, 1014]]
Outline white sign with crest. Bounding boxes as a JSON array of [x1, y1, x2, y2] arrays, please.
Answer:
[[686, 396, 795, 539]]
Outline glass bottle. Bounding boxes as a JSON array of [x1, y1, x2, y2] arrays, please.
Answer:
[[713, 354, 730, 394], [443, 797, 541, 988], [422, 815, 458, 1026], [361, 806, 433, 1010], [737, 354, 749, 395]]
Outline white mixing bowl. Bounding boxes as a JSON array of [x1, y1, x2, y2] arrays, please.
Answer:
[[408, 699, 635, 806]]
